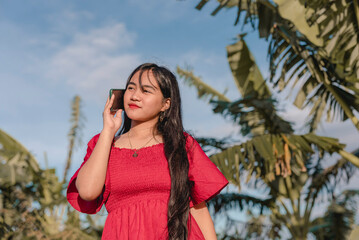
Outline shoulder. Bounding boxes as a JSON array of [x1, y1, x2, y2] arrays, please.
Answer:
[[184, 131, 196, 146], [183, 132, 202, 156], [87, 133, 101, 148]]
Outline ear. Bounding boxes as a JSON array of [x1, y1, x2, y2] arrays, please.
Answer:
[[161, 98, 171, 111]]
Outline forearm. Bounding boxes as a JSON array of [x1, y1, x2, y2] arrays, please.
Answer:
[[76, 130, 114, 201], [190, 202, 217, 240]]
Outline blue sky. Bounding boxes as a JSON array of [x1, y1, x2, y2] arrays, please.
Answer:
[[1, 0, 358, 198]]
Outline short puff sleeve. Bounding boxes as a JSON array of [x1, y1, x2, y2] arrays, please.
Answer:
[[186, 134, 229, 207], [66, 134, 110, 214]]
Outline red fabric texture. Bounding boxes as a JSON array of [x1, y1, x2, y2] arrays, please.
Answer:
[[67, 133, 228, 239]]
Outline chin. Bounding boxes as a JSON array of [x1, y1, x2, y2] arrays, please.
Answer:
[[127, 115, 159, 123]]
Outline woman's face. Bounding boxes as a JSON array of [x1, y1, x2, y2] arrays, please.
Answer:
[[124, 70, 170, 122]]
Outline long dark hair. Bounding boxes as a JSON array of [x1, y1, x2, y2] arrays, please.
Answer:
[[119, 63, 192, 239]]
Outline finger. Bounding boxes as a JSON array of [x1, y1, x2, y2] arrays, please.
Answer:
[[105, 94, 115, 111], [115, 109, 123, 119], [114, 110, 123, 128], [104, 96, 110, 109], [109, 94, 115, 109], [110, 109, 117, 116]]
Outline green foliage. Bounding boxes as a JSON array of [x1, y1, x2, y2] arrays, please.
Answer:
[[0, 96, 103, 239], [179, 0, 359, 238], [209, 193, 275, 214], [177, 67, 230, 102], [209, 97, 293, 136], [348, 225, 359, 240], [178, 37, 293, 137], [310, 190, 359, 240], [63, 95, 85, 183], [0, 129, 63, 239], [196, 0, 359, 132], [226, 35, 271, 99]]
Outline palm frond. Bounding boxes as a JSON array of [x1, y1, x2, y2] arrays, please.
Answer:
[[196, 0, 258, 26], [63, 95, 85, 183], [177, 66, 230, 102], [270, 24, 359, 131], [196, 0, 359, 131], [196, 136, 231, 152], [307, 159, 355, 200], [309, 188, 359, 240], [208, 192, 275, 214], [210, 133, 349, 197], [227, 36, 271, 99], [210, 96, 293, 136]]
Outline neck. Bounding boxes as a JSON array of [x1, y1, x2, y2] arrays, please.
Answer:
[[129, 118, 158, 138]]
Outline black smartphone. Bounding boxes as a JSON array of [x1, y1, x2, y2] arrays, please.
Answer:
[[109, 89, 125, 112]]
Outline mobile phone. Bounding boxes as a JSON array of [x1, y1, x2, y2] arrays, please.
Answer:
[[109, 89, 125, 112]]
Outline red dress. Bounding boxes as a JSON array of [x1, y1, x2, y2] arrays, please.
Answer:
[[67, 133, 228, 239]]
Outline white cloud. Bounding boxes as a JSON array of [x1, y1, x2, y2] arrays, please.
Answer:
[[62, 9, 94, 22], [45, 9, 95, 36], [47, 23, 142, 99], [71, 23, 135, 50]]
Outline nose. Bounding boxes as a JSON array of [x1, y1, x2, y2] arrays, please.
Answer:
[[130, 89, 141, 101]]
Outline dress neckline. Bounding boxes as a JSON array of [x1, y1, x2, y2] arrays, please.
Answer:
[[112, 142, 164, 151]]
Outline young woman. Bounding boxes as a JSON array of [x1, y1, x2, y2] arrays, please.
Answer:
[[67, 63, 228, 239]]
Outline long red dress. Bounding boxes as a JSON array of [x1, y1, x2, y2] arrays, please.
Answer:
[[67, 133, 228, 239]]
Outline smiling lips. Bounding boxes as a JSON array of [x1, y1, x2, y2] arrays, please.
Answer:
[[129, 103, 140, 109]]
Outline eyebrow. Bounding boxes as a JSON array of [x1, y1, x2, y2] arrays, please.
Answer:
[[128, 81, 157, 90]]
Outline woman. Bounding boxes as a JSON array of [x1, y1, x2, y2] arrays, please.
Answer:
[[67, 63, 228, 239]]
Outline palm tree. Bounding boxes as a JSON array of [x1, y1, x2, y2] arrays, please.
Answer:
[[195, 0, 359, 132], [178, 1, 359, 238], [0, 128, 64, 238], [177, 36, 359, 239], [310, 190, 359, 240], [0, 95, 102, 239], [63, 95, 85, 183]]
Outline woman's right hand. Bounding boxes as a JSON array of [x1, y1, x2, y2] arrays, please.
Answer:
[[102, 94, 123, 136]]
